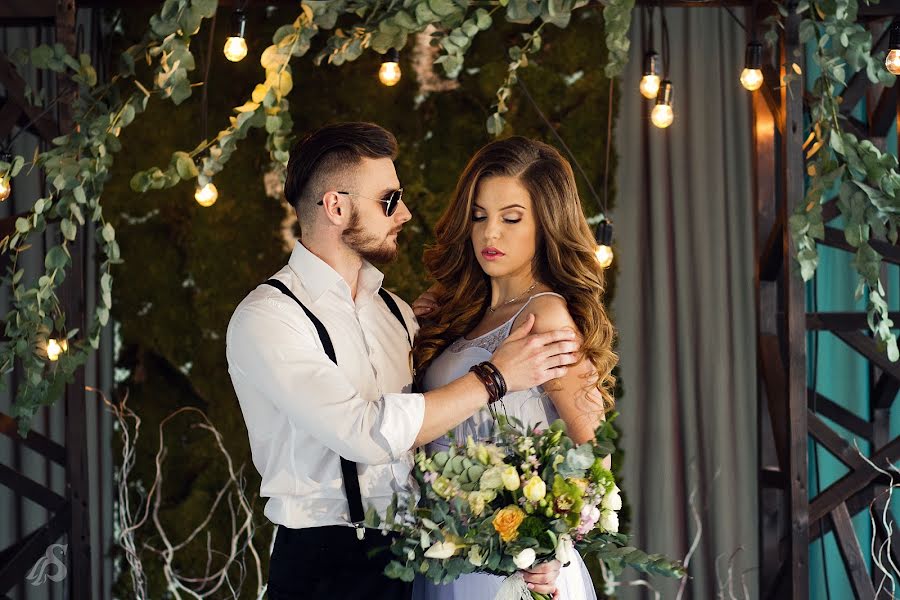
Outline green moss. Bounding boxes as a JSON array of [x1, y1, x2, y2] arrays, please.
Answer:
[[106, 7, 620, 598]]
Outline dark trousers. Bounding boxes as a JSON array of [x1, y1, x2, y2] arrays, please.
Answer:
[[267, 525, 413, 600]]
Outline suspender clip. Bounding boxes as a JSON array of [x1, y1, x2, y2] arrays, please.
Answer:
[[354, 523, 366, 540]]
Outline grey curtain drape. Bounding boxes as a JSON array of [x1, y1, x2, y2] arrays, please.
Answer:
[[611, 7, 757, 599]]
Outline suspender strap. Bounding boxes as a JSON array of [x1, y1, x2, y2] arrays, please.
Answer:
[[263, 279, 366, 533], [377, 288, 411, 346]]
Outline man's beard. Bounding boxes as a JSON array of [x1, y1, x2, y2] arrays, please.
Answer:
[[342, 207, 400, 265]]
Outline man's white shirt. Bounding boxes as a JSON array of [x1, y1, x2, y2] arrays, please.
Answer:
[[226, 241, 425, 529]]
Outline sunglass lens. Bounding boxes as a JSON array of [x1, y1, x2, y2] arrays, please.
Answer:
[[386, 191, 401, 216]]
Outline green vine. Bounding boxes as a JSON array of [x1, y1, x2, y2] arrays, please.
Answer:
[[0, 0, 632, 433], [774, 0, 900, 359]]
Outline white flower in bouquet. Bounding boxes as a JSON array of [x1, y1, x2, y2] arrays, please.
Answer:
[[480, 466, 504, 490], [522, 475, 546, 502], [424, 540, 459, 559], [601, 486, 622, 511], [468, 545, 485, 567], [513, 548, 536, 569], [600, 509, 619, 533], [555, 533, 575, 566], [468, 491, 489, 516], [501, 466, 521, 491]]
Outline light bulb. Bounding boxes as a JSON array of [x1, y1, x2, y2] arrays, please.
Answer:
[[887, 24, 900, 75], [195, 182, 218, 207], [595, 245, 614, 268], [740, 68, 764, 91], [47, 338, 67, 362], [0, 177, 10, 202], [379, 49, 402, 86], [887, 50, 900, 76], [640, 52, 660, 99], [741, 42, 764, 91], [652, 80, 674, 128], [224, 37, 248, 62], [640, 74, 661, 99]]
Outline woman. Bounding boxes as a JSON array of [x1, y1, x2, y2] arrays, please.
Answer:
[[411, 137, 617, 600]]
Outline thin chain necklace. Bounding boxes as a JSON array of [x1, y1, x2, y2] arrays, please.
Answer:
[[489, 281, 538, 313]]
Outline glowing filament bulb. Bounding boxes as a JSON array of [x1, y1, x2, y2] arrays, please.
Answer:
[[639, 52, 661, 99], [47, 338, 67, 361], [223, 9, 248, 62], [0, 177, 10, 202], [651, 80, 674, 129], [195, 182, 218, 207], [379, 49, 402, 86]]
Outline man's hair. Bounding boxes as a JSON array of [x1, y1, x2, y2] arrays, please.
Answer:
[[284, 122, 398, 224]]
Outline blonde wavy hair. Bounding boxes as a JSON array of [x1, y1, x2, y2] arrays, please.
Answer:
[[413, 137, 618, 411]]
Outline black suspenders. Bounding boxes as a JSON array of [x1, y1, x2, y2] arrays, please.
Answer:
[[263, 278, 411, 538]]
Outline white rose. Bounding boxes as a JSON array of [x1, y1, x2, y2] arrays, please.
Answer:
[[424, 540, 458, 559], [599, 509, 619, 533], [555, 533, 575, 566], [468, 545, 485, 567], [601, 489, 622, 511], [501, 466, 521, 491], [513, 548, 537, 569]]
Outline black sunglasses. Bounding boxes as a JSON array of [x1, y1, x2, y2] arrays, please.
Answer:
[[317, 188, 404, 217]]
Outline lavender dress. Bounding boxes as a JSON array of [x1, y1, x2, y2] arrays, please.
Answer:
[[412, 293, 598, 600]]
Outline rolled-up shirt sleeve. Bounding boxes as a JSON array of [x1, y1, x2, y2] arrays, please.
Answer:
[[227, 300, 425, 465]]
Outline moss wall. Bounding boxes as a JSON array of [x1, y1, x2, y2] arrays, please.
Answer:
[[104, 6, 618, 597]]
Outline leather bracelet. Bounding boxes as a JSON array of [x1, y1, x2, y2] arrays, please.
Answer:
[[480, 361, 507, 398], [469, 363, 500, 404]]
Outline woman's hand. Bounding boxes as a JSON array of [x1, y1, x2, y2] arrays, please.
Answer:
[[522, 559, 562, 598], [412, 287, 439, 318]]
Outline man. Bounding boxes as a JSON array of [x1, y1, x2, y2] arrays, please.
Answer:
[[226, 122, 576, 599]]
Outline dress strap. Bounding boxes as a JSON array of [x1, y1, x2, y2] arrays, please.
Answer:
[[505, 292, 566, 331]]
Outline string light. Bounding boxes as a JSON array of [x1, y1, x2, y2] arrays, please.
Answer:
[[651, 80, 674, 128], [594, 220, 614, 269], [379, 48, 402, 86], [195, 182, 218, 207], [223, 9, 248, 62], [640, 51, 661, 99], [740, 41, 764, 91], [886, 22, 900, 75], [47, 338, 67, 362]]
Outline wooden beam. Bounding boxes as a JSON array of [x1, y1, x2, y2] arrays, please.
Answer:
[[760, 335, 790, 474], [0, 54, 59, 143], [873, 371, 900, 410], [807, 311, 900, 331], [809, 485, 876, 542], [821, 197, 840, 223], [808, 409, 868, 470], [0, 464, 66, 511], [0, 504, 70, 594], [833, 330, 900, 383], [870, 84, 899, 139], [821, 226, 900, 266], [761, 64, 783, 134], [0, 412, 67, 466], [761, 465, 786, 488], [810, 434, 900, 524], [808, 389, 874, 440], [841, 19, 899, 112], [759, 218, 783, 282], [831, 502, 878, 599]]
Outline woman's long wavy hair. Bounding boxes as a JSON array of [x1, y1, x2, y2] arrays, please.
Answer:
[[413, 137, 618, 411]]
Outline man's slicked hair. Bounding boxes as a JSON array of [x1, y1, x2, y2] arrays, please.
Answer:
[[284, 122, 398, 224]]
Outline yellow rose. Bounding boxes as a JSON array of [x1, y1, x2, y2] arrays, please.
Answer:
[[492, 505, 525, 542], [523, 475, 547, 502], [501, 466, 521, 491]]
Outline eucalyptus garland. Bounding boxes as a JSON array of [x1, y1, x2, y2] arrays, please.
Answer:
[[773, 0, 899, 358]]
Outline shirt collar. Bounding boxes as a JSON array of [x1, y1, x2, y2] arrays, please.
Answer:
[[288, 240, 385, 303]]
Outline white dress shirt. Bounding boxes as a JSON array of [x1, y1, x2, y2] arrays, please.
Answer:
[[226, 241, 425, 529]]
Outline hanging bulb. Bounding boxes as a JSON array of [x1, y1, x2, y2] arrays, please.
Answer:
[[47, 338, 67, 362], [223, 9, 248, 62], [740, 41, 764, 91], [195, 182, 218, 207], [886, 23, 900, 75], [379, 48, 402, 86], [651, 80, 674, 129], [0, 176, 10, 202], [594, 220, 614, 269], [639, 52, 661, 99]]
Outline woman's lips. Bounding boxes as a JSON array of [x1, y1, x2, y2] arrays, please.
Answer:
[[481, 248, 505, 261]]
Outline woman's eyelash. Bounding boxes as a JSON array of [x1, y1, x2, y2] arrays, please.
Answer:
[[470, 215, 521, 224]]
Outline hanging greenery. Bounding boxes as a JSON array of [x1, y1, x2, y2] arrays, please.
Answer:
[[775, 0, 900, 359], [0, 0, 634, 434]]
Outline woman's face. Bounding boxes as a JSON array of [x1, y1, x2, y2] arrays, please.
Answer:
[[470, 175, 539, 280]]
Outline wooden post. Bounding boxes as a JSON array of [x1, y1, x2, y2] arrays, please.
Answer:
[[781, 3, 808, 598]]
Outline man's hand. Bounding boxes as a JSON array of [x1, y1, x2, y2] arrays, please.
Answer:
[[490, 314, 578, 393], [522, 559, 562, 598]]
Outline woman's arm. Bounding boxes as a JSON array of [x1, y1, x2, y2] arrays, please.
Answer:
[[512, 295, 610, 456]]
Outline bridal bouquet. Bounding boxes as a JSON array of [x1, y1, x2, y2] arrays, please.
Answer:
[[365, 415, 684, 600]]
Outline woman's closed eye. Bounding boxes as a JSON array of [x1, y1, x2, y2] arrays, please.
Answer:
[[470, 214, 522, 224]]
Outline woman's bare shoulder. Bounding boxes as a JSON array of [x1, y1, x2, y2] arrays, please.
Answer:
[[511, 293, 577, 334]]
